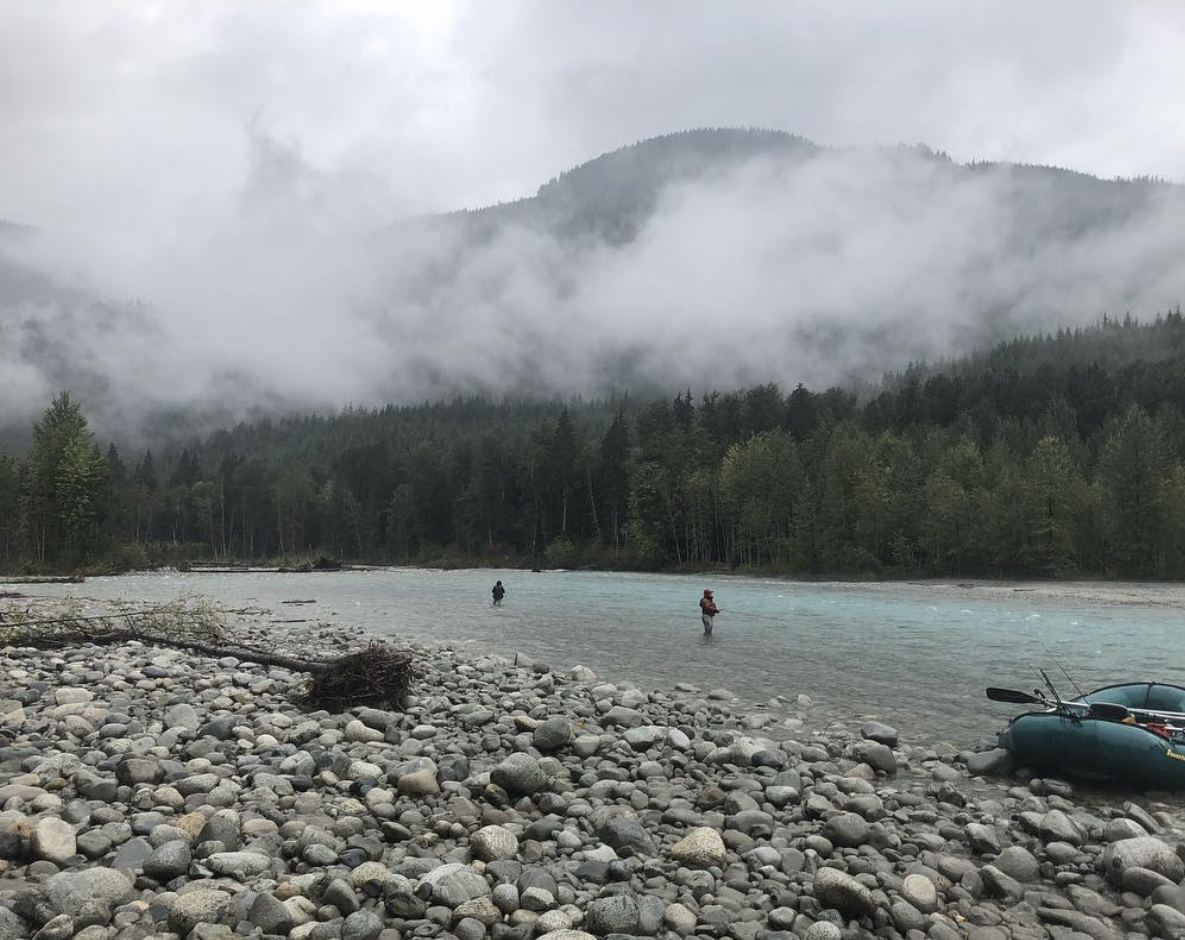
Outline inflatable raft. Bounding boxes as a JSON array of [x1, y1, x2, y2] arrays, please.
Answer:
[[992, 682, 1185, 788]]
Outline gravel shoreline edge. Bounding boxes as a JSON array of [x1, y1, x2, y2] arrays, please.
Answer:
[[3, 617, 1185, 940]]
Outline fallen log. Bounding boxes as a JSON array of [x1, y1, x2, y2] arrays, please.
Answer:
[[1, 601, 418, 711]]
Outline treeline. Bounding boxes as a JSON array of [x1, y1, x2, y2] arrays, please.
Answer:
[[5, 313, 1185, 578]]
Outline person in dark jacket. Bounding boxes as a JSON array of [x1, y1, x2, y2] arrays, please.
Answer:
[[492, 580, 506, 606], [699, 588, 719, 635]]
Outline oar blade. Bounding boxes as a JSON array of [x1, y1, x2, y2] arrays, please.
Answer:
[[986, 687, 1042, 705]]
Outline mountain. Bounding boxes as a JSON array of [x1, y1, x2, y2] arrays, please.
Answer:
[[2, 127, 1185, 449]]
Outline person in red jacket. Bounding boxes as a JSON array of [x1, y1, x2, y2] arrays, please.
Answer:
[[699, 588, 719, 635]]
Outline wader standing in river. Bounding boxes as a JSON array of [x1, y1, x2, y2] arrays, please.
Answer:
[[700, 589, 719, 635]]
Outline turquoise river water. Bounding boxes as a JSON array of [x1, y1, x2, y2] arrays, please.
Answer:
[[4, 569, 1183, 747]]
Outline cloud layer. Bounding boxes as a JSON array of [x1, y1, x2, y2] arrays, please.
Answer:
[[2, 2, 1184, 443]]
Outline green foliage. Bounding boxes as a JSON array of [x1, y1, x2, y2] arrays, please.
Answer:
[[18, 392, 108, 564], [7, 314, 1185, 578]]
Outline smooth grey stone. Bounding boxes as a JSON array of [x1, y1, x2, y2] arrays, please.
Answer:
[[248, 894, 295, 935], [490, 754, 546, 797], [167, 889, 238, 937], [110, 837, 152, 871], [1102, 836, 1185, 886], [585, 895, 640, 935], [993, 846, 1040, 883], [861, 721, 899, 746], [813, 868, 877, 918], [854, 741, 896, 774], [144, 841, 191, 882], [0, 907, 30, 940], [823, 813, 870, 848], [31, 914, 72, 940], [966, 749, 1014, 777], [599, 816, 653, 855], [341, 911, 383, 940], [43, 869, 134, 915], [533, 718, 572, 753]]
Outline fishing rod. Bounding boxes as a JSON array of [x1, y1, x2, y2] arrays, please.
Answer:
[[1035, 667, 1070, 716], [1057, 662, 1086, 699], [987, 687, 1185, 729]]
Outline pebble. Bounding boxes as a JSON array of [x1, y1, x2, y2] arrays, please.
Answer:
[[0, 615, 1182, 940]]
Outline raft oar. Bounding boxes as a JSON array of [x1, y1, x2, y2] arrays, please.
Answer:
[[986, 687, 1044, 705], [986, 687, 1185, 727]]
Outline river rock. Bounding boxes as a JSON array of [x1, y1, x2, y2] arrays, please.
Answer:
[[248, 893, 295, 935], [30, 819, 75, 864], [860, 720, 898, 746], [823, 812, 870, 847], [491, 754, 547, 796], [421, 864, 491, 906], [994, 845, 1040, 882], [43, 868, 134, 914], [1104, 817, 1148, 842], [342, 910, 384, 940], [599, 815, 653, 855], [168, 889, 239, 937], [1040, 809, 1086, 845], [965, 822, 1001, 855], [206, 850, 272, 879], [670, 827, 726, 867], [901, 873, 939, 912], [585, 895, 640, 935], [853, 740, 896, 774], [1147, 904, 1185, 940], [813, 867, 877, 918], [803, 923, 842, 940], [533, 717, 572, 753], [966, 748, 1014, 776], [538, 933, 596, 940], [471, 825, 518, 861], [1103, 837, 1185, 886]]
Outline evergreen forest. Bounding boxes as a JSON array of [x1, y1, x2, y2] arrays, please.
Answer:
[[5, 312, 1185, 580]]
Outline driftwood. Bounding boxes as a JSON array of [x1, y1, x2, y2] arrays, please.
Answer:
[[1, 601, 418, 712], [300, 642, 419, 711]]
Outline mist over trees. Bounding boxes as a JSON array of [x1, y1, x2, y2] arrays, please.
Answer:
[[4, 129, 1185, 447], [3, 313, 1185, 579]]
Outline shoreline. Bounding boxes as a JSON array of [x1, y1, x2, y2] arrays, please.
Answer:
[[8, 566, 1185, 612], [2, 613, 1184, 940]]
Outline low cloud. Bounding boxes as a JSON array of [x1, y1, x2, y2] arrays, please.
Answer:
[[2, 2, 1184, 445]]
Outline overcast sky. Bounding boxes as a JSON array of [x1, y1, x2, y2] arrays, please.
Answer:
[[3, 1, 1185, 440], [2, 0, 1184, 238]]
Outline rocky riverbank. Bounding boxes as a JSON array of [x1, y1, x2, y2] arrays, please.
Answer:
[[3, 619, 1185, 940]]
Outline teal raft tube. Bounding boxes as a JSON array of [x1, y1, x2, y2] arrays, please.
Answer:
[[998, 683, 1185, 788]]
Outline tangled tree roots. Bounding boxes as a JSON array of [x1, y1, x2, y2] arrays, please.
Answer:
[[1, 599, 418, 712], [301, 641, 419, 711]]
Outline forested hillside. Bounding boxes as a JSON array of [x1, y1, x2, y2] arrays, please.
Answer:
[[4, 313, 1185, 579], [5, 128, 1185, 448]]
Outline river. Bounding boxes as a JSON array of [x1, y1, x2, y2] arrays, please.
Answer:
[[4, 568, 1183, 747]]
